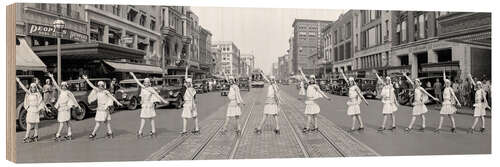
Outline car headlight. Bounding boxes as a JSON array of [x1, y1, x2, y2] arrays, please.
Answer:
[[169, 91, 173, 96], [122, 93, 127, 99]]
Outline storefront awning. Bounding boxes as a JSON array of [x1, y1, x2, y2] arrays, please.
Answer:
[[103, 60, 163, 74], [32, 42, 145, 60], [16, 38, 46, 71]]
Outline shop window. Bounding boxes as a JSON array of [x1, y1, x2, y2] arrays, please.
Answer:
[[436, 49, 452, 62], [399, 55, 409, 65]]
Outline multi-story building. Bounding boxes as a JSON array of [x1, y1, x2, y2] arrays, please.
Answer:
[[199, 27, 212, 78], [272, 62, 279, 78], [213, 41, 240, 76], [329, 11, 354, 77], [389, 11, 491, 80], [211, 46, 223, 76], [240, 53, 255, 77], [278, 54, 290, 81], [16, 3, 162, 80], [352, 10, 393, 78], [292, 19, 332, 75], [287, 36, 294, 75]]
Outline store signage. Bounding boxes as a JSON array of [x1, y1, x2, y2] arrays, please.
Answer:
[[26, 23, 88, 42]]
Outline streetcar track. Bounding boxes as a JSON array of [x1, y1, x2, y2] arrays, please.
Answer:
[[228, 97, 257, 159], [192, 91, 258, 160], [279, 90, 346, 157], [147, 90, 257, 160]]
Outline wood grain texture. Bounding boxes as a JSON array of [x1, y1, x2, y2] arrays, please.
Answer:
[[6, 3, 17, 163]]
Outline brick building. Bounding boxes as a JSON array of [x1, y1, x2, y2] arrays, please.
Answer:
[[292, 19, 332, 75]]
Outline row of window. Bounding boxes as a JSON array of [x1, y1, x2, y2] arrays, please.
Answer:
[[89, 22, 156, 53], [323, 41, 352, 62], [323, 22, 352, 46], [356, 52, 385, 70]]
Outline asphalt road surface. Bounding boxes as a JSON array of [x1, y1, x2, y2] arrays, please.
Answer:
[[15, 85, 490, 163]]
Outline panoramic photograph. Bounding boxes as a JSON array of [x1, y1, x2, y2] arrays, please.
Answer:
[[8, 3, 491, 163]]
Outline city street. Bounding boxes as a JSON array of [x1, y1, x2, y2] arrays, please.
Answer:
[[16, 85, 489, 163]]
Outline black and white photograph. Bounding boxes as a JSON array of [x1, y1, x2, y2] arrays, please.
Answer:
[[5, 0, 492, 164]]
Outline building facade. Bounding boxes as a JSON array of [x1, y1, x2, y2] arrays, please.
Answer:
[[240, 54, 255, 77], [277, 54, 290, 80], [213, 41, 240, 76], [292, 19, 332, 75], [352, 10, 393, 78], [388, 11, 491, 80], [211, 46, 223, 76]]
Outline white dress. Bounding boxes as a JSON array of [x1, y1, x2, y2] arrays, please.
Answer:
[[24, 92, 43, 124], [304, 84, 321, 115], [440, 87, 457, 115], [263, 84, 279, 115], [89, 89, 114, 122], [227, 85, 243, 117], [381, 85, 397, 114], [182, 87, 198, 118], [140, 87, 161, 118], [412, 88, 428, 116], [347, 86, 362, 116], [299, 82, 306, 96], [54, 90, 78, 122], [473, 89, 487, 117]]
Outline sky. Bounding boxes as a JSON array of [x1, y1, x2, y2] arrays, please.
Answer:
[[191, 7, 345, 74]]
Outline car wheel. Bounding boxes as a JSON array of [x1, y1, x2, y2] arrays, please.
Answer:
[[397, 94, 409, 105], [128, 97, 138, 110], [17, 108, 28, 131], [71, 103, 87, 121]]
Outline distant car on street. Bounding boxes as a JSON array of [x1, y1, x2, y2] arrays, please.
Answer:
[[251, 72, 265, 88], [158, 75, 188, 109], [356, 78, 378, 99], [193, 79, 208, 93]]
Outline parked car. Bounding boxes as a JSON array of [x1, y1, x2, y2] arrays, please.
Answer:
[[114, 79, 142, 110], [317, 79, 331, 92], [355, 78, 378, 99], [331, 79, 347, 96], [158, 75, 188, 109], [397, 76, 444, 105], [239, 77, 251, 91], [66, 78, 112, 121], [193, 79, 207, 93], [15, 75, 58, 131], [215, 79, 226, 91]]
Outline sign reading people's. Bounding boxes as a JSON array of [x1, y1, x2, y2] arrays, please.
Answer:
[[26, 23, 88, 42]]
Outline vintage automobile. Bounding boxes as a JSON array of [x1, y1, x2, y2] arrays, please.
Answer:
[[220, 80, 230, 96], [15, 75, 58, 131], [65, 78, 113, 121], [239, 77, 251, 91], [396, 76, 444, 105], [215, 79, 226, 91], [317, 79, 331, 92], [355, 78, 378, 99], [158, 75, 188, 109], [113, 79, 142, 110], [331, 79, 347, 96], [193, 79, 206, 94]]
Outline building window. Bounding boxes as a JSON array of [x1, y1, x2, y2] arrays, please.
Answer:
[[127, 9, 138, 22], [90, 22, 104, 42], [345, 42, 351, 59], [399, 55, 409, 65], [149, 40, 155, 53], [150, 20, 156, 30], [436, 49, 452, 62], [384, 20, 389, 42], [339, 44, 344, 61], [108, 28, 121, 45], [346, 22, 352, 38], [139, 15, 146, 26], [112, 5, 120, 16], [401, 20, 407, 43]]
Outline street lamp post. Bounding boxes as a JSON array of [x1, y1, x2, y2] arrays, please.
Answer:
[[53, 17, 65, 84]]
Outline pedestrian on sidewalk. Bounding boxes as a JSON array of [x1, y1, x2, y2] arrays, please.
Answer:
[[302, 75, 331, 133], [435, 73, 461, 133], [467, 74, 489, 134], [84, 75, 123, 140], [298, 80, 306, 99], [16, 77, 44, 143], [433, 78, 443, 101], [255, 75, 281, 135], [221, 76, 245, 135], [48, 73, 80, 141], [377, 76, 399, 132], [180, 77, 200, 135], [403, 74, 439, 133], [130, 72, 169, 138]]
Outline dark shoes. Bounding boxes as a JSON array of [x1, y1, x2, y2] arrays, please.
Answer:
[[274, 129, 280, 135], [88, 133, 96, 140], [254, 128, 262, 134], [191, 130, 200, 135], [106, 132, 113, 139]]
